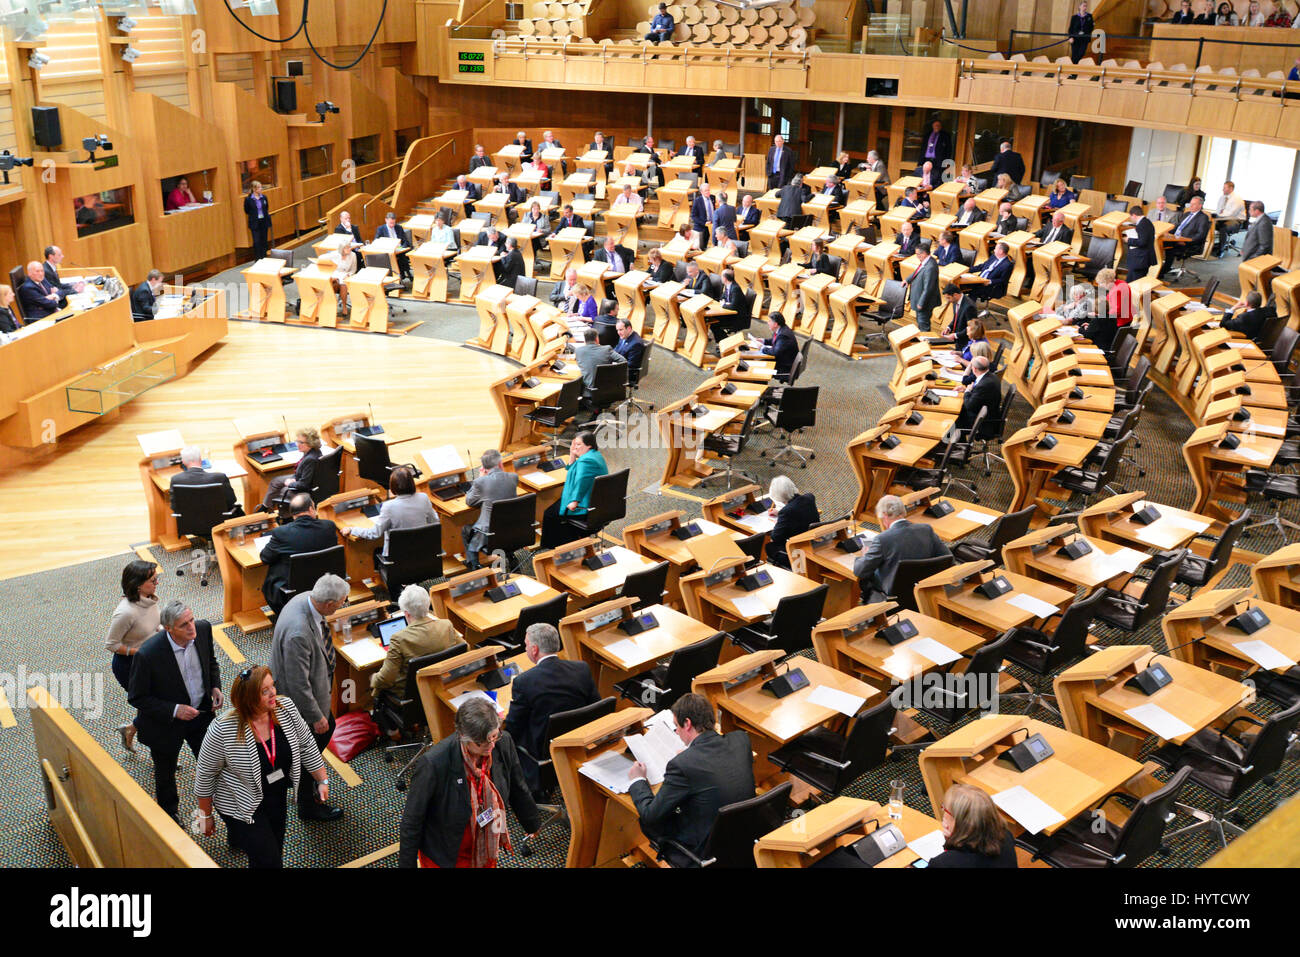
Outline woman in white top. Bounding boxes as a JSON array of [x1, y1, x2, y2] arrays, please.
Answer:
[[328, 246, 358, 312], [1246, 0, 1265, 25], [104, 559, 162, 752], [522, 201, 549, 254], [428, 213, 456, 251]]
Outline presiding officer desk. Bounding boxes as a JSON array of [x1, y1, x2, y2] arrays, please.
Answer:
[[754, 797, 945, 868], [137, 428, 247, 551]]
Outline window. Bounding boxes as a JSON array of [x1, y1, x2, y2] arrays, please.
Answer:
[[299, 144, 332, 179], [970, 114, 1016, 169], [161, 169, 215, 213], [903, 108, 959, 170], [239, 155, 277, 191], [395, 126, 420, 157], [349, 135, 379, 167], [74, 187, 134, 236]]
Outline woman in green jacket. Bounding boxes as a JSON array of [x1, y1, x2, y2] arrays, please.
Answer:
[[540, 430, 609, 547]]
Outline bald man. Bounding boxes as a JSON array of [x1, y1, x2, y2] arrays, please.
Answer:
[[18, 261, 64, 320]]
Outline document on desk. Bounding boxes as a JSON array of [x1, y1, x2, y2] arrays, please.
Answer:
[[579, 749, 637, 794], [1109, 548, 1150, 575], [1251, 423, 1285, 437], [519, 470, 548, 483], [908, 636, 962, 666], [992, 786, 1065, 835], [955, 509, 996, 526], [907, 829, 948, 861], [623, 721, 687, 786], [450, 690, 500, 713], [514, 576, 550, 597], [731, 594, 771, 620], [931, 388, 960, 398], [1235, 447, 1271, 463], [736, 512, 773, 531], [421, 444, 465, 474], [1233, 639, 1297, 671], [1006, 593, 1061, 618], [602, 638, 643, 664], [253, 535, 272, 554], [281, 449, 305, 466], [1225, 341, 1253, 349], [1124, 703, 1195, 740], [807, 684, 867, 717]]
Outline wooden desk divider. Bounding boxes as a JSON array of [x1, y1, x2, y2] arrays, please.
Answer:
[[787, 518, 867, 617], [649, 280, 686, 349], [238, 257, 293, 321], [471, 284, 514, 354], [701, 483, 773, 539], [1160, 586, 1256, 671], [1252, 542, 1300, 609], [505, 294, 542, 363], [490, 354, 569, 452], [292, 263, 338, 328], [317, 487, 388, 587], [344, 267, 394, 334], [613, 270, 651, 334], [416, 644, 515, 741], [749, 218, 786, 266], [765, 262, 804, 320], [678, 294, 715, 368], [732, 254, 769, 321], [212, 512, 281, 632], [654, 395, 738, 488]]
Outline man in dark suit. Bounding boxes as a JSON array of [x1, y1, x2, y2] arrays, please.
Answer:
[[895, 221, 920, 258], [374, 211, 413, 282], [554, 204, 585, 234], [677, 135, 706, 172], [819, 173, 847, 205], [18, 261, 63, 320], [593, 236, 631, 297], [712, 197, 737, 242], [452, 173, 481, 217], [42, 245, 85, 299], [538, 130, 566, 175], [627, 693, 755, 866], [1171, 0, 1196, 22], [476, 225, 507, 254], [1165, 196, 1210, 272], [491, 173, 526, 208], [495, 237, 526, 289], [334, 211, 364, 245], [1240, 202, 1274, 263], [683, 261, 712, 298], [956, 356, 1000, 433], [244, 181, 271, 260], [1223, 291, 1272, 341], [468, 143, 492, 172], [776, 175, 810, 227], [993, 202, 1018, 236], [736, 194, 761, 236], [853, 495, 952, 602], [1124, 204, 1157, 280], [942, 283, 977, 344], [510, 131, 533, 162], [990, 140, 1026, 186], [614, 318, 646, 381], [765, 134, 795, 191], [1036, 210, 1073, 247], [971, 242, 1014, 299], [717, 267, 751, 335], [260, 493, 340, 614], [128, 600, 221, 818], [690, 181, 717, 247], [504, 623, 599, 792], [752, 312, 798, 380], [130, 269, 163, 321], [170, 445, 241, 513], [954, 198, 986, 228], [589, 132, 615, 174], [904, 240, 940, 332], [914, 161, 938, 192]]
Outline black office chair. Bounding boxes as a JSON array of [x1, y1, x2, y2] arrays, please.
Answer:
[[916, 631, 1015, 725], [736, 530, 767, 565], [767, 697, 896, 802], [896, 408, 986, 501], [379, 642, 469, 786], [1018, 767, 1192, 867], [1076, 235, 1118, 281], [974, 384, 1017, 476], [565, 467, 630, 542], [731, 583, 828, 657], [172, 483, 241, 586], [376, 521, 444, 598], [620, 560, 670, 609], [1040, 170, 1061, 190], [1070, 174, 1093, 192], [1091, 548, 1185, 633], [477, 492, 539, 573], [1243, 470, 1300, 543], [1000, 589, 1105, 716], [1108, 326, 1138, 378], [311, 446, 344, 502], [267, 249, 299, 315], [952, 504, 1037, 563], [614, 632, 726, 709], [355, 433, 420, 491], [514, 276, 538, 297], [281, 544, 347, 606], [860, 279, 907, 332], [651, 780, 793, 868], [595, 312, 619, 346], [1101, 197, 1129, 216], [524, 377, 584, 454], [700, 402, 761, 490], [1173, 509, 1248, 594], [486, 591, 568, 654], [619, 343, 654, 417], [760, 385, 818, 468], [1150, 700, 1300, 847], [580, 362, 629, 432], [881, 554, 955, 612], [1053, 429, 1134, 501]]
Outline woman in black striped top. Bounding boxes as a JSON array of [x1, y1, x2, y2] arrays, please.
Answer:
[[195, 666, 328, 867]]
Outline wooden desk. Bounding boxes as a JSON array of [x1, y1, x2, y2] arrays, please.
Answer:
[[344, 267, 394, 333], [534, 539, 660, 607], [656, 179, 695, 230], [654, 396, 740, 488], [317, 488, 387, 587], [1078, 491, 1216, 552], [680, 557, 821, 631], [786, 519, 874, 617], [416, 644, 535, 743], [231, 417, 295, 513], [893, 487, 1004, 541], [492, 145, 525, 177], [915, 560, 1074, 637], [470, 284, 513, 354], [138, 438, 247, 551], [1252, 542, 1300, 610], [503, 444, 569, 520], [326, 599, 394, 714], [1001, 524, 1150, 593], [548, 226, 588, 281], [429, 568, 564, 645], [1163, 587, 1300, 678], [456, 247, 500, 305], [623, 511, 747, 606], [920, 714, 1144, 836], [705, 158, 740, 206], [613, 270, 651, 335], [701, 484, 777, 540], [237, 258, 294, 322], [755, 797, 944, 868]]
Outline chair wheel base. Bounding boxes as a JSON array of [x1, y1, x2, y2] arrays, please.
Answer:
[[395, 779, 407, 792]]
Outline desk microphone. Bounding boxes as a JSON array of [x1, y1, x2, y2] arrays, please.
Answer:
[[281, 415, 290, 442]]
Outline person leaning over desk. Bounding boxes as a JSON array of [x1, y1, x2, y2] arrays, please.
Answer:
[[259, 493, 339, 615], [104, 559, 162, 754], [194, 665, 328, 868], [341, 465, 434, 562], [371, 585, 459, 701], [539, 430, 608, 549], [765, 474, 820, 571], [399, 696, 539, 868]]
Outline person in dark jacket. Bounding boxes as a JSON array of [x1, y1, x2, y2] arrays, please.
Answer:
[[504, 623, 599, 792], [1068, 1, 1094, 64], [128, 600, 222, 819], [989, 140, 1026, 186], [765, 475, 820, 570], [854, 494, 952, 602], [929, 783, 1018, 868], [131, 269, 163, 321], [258, 494, 339, 613], [1124, 204, 1157, 280], [261, 426, 324, 510], [1223, 290, 1272, 342], [752, 312, 799, 380], [244, 181, 271, 261], [627, 693, 755, 866], [18, 260, 64, 320], [495, 237, 526, 289], [170, 445, 241, 513], [399, 696, 540, 867]]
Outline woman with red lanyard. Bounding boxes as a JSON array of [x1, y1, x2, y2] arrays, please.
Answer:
[[194, 666, 328, 867], [398, 696, 539, 868], [1087, 267, 1131, 354]]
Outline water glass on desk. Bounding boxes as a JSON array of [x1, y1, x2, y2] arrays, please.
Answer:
[[233, 524, 246, 546], [888, 779, 906, 820]]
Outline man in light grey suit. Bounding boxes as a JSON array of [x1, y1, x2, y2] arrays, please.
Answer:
[[269, 573, 349, 821], [904, 241, 941, 332], [1240, 202, 1274, 263], [462, 449, 519, 569], [1147, 195, 1178, 225], [853, 495, 952, 603], [574, 327, 625, 393]]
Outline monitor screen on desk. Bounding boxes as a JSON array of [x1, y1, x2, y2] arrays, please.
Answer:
[[374, 614, 407, 647]]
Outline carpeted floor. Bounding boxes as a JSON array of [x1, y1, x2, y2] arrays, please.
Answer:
[[6, 241, 1297, 869]]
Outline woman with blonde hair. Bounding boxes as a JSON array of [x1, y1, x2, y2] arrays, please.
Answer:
[[930, 783, 1018, 868], [260, 426, 324, 511], [0, 283, 19, 332], [1047, 177, 1076, 209]]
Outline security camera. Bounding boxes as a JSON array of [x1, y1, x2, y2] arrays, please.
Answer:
[[0, 150, 34, 184], [314, 100, 340, 122], [81, 135, 112, 162]]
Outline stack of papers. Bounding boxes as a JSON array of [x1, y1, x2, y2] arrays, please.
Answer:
[[1006, 593, 1061, 618], [602, 638, 643, 664], [514, 576, 549, 597], [1233, 640, 1297, 670], [992, 786, 1065, 835], [578, 749, 637, 794], [955, 509, 995, 526], [449, 690, 501, 713], [252, 535, 271, 553], [623, 719, 687, 785], [907, 829, 948, 861], [421, 445, 466, 474], [731, 594, 771, 619], [908, 637, 962, 666]]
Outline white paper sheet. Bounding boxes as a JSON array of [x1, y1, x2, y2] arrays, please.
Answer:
[[736, 512, 773, 530], [449, 689, 498, 711], [908, 636, 963, 666], [253, 534, 271, 553], [1251, 423, 1285, 437], [955, 508, 996, 526], [1006, 593, 1061, 618], [623, 722, 687, 785], [907, 829, 948, 861], [578, 749, 637, 794], [807, 684, 866, 717], [732, 594, 771, 619], [992, 785, 1065, 835], [1225, 341, 1253, 349], [420, 444, 466, 475], [1235, 446, 1271, 463], [602, 638, 643, 664], [519, 470, 547, 483], [1233, 639, 1298, 670], [1109, 548, 1150, 575], [1124, 703, 1196, 740], [932, 388, 960, 397]]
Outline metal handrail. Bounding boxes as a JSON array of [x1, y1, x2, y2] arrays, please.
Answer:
[[1008, 27, 1300, 69]]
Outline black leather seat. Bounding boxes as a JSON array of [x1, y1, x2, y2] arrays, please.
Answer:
[[614, 632, 726, 710], [652, 781, 792, 868], [376, 521, 443, 598], [768, 698, 896, 799], [731, 583, 828, 656]]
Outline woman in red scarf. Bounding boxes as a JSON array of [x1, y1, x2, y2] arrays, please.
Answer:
[[398, 696, 539, 868]]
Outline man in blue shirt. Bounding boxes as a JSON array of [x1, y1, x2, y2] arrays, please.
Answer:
[[646, 3, 674, 42]]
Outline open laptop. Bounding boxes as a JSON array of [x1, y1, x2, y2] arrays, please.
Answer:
[[370, 614, 408, 647]]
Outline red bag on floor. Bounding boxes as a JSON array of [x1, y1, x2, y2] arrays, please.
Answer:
[[328, 711, 379, 762]]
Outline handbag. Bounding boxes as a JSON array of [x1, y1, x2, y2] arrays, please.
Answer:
[[328, 710, 379, 762]]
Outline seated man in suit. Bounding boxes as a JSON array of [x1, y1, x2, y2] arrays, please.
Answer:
[[574, 327, 626, 394], [593, 236, 630, 298], [374, 211, 413, 282], [941, 283, 977, 344], [476, 224, 507, 254], [453, 174, 481, 217], [956, 355, 1000, 433], [538, 129, 566, 175], [495, 236, 526, 290], [492, 172, 525, 208], [553, 203, 586, 235], [42, 245, 85, 298], [614, 318, 646, 382], [1165, 196, 1211, 271], [551, 267, 582, 313], [716, 267, 751, 336], [505, 623, 600, 793], [1240, 201, 1273, 263], [468, 143, 492, 171], [334, 210, 364, 246], [130, 269, 164, 321], [18, 260, 64, 320], [819, 174, 846, 206], [736, 193, 761, 236], [953, 197, 985, 228], [677, 135, 706, 171], [627, 693, 755, 867], [914, 160, 938, 191], [169, 445, 242, 515], [612, 182, 646, 216], [259, 493, 340, 615], [128, 599, 221, 819], [1035, 210, 1073, 246], [992, 202, 1018, 236], [895, 220, 920, 258], [751, 311, 798, 381], [853, 495, 952, 603], [970, 242, 1014, 299], [1223, 290, 1272, 342], [683, 260, 712, 298], [461, 448, 519, 569], [1147, 194, 1178, 225], [589, 131, 615, 175], [899, 186, 928, 220]]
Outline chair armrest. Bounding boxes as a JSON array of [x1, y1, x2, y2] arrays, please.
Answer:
[[658, 838, 715, 868], [801, 749, 852, 770], [516, 743, 553, 770]]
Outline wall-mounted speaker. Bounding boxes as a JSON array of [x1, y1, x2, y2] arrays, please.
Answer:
[[32, 106, 62, 149], [273, 79, 297, 114]]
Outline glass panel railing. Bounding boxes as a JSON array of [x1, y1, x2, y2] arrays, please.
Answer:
[[67, 349, 176, 415]]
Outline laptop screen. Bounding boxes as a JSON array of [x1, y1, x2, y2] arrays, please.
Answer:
[[374, 614, 407, 647]]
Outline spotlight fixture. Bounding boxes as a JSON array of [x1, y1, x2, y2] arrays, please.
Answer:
[[116, 16, 136, 33], [121, 45, 140, 63], [27, 50, 51, 70]]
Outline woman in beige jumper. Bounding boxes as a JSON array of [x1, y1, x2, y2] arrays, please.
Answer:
[[104, 559, 162, 753]]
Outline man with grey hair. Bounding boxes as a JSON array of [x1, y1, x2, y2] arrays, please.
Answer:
[[270, 573, 349, 821], [371, 584, 458, 700], [463, 449, 518, 570], [504, 623, 599, 792], [853, 494, 951, 603], [169, 444, 240, 513], [128, 600, 221, 819]]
